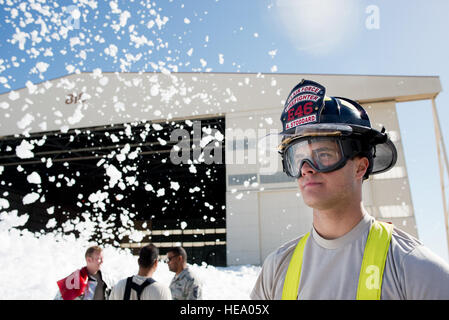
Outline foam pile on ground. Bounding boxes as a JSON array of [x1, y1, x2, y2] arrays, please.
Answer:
[[0, 211, 260, 300]]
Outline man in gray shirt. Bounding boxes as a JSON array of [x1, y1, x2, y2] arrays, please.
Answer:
[[251, 79, 449, 300], [167, 247, 202, 300]]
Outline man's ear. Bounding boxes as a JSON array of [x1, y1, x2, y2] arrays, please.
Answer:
[[355, 156, 370, 180]]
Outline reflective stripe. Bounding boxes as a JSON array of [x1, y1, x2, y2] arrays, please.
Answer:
[[281, 220, 393, 300], [357, 221, 394, 300], [281, 232, 310, 300]]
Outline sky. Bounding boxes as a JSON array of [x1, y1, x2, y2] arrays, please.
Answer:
[[0, 0, 449, 262]]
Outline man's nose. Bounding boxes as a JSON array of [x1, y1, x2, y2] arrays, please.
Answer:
[[300, 160, 317, 177]]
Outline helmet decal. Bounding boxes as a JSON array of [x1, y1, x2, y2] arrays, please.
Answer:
[[280, 79, 326, 133]]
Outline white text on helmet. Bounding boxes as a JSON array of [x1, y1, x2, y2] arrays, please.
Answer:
[[285, 114, 317, 130], [286, 85, 321, 104]]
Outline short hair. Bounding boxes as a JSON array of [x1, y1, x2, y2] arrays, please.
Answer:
[[85, 246, 102, 258], [138, 244, 159, 268], [167, 246, 187, 261]]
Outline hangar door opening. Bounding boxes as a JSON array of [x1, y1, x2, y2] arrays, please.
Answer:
[[0, 116, 227, 266]]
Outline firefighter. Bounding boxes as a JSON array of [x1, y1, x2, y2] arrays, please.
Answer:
[[251, 79, 449, 300]]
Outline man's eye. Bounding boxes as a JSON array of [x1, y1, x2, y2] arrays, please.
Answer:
[[318, 152, 332, 158], [315, 151, 338, 162]]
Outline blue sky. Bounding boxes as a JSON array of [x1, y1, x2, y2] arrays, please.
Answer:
[[1, 0, 449, 262]]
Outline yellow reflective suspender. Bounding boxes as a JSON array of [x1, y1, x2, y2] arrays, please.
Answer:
[[282, 232, 310, 300], [356, 221, 394, 300], [281, 220, 393, 300]]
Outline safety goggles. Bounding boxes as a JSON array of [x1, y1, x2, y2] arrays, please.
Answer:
[[282, 136, 363, 178]]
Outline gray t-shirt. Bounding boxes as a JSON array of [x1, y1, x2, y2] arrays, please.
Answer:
[[251, 214, 449, 300]]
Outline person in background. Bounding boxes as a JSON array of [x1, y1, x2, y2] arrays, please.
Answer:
[[167, 246, 202, 300], [55, 245, 112, 300], [109, 243, 172, 300]]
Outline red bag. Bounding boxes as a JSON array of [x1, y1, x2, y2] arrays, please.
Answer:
[[56, 267, 89, 300]]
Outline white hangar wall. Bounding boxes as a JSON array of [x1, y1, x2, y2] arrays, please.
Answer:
[[0, 72, 441, 266]]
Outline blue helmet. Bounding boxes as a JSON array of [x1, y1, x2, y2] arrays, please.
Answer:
[[279, 79, 397, 179]]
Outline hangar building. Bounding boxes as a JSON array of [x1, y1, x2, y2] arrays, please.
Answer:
[[0, 72, 441, 266]]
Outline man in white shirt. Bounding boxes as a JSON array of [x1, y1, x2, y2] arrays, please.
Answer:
[[109, 244, 171, 300], [251, 79, 449, 300]]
